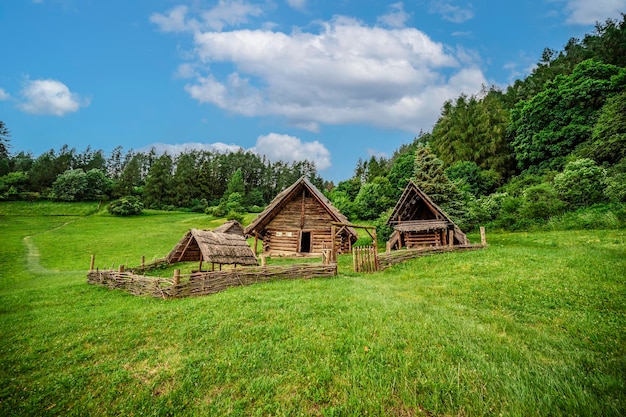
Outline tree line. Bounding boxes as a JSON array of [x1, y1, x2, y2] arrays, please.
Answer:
[[0, 137, 324, 217]]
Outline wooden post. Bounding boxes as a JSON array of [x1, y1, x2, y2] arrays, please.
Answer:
[[480, 226, 487, 246], [448, 229, 454, 248], [372, 229, 379, 271], [331, 223, 337, 263], [90, 254, 95, 271], [254, 233, 259, 256], [118, 264, 125, 273], [141, 255, 145, 269], [173, 269, 180, 298], [261, 255, 266, 266], [386, 240, 391, 254]]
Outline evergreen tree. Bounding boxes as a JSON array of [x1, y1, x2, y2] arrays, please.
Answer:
[[143, 154, 174, 209]]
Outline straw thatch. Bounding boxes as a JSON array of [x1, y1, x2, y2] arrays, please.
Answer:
[[167, 228, 258, 266], [213, 220, 245, 236], [245, 176, 357, 255], [387, 181, 468, 248]]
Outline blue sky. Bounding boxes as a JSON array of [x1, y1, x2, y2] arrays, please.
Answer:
[[1, 0, 625, 182]]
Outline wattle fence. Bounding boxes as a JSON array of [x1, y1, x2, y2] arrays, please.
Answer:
[[377, 244, 485, 270], [87, 263, 338, 299]]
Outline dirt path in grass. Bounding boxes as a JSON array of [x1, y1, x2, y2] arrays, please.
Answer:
[[23, 218, 81, 274]]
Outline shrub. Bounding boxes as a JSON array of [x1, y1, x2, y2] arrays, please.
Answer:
[[519, 183, 566, 220], [226, 210, 244, 224], [553, 159, 606, 208], [107, 196, 144, 216]]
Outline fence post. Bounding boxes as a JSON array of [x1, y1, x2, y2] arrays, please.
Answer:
[[90, 254, 95, 271], [480, 226, 487, 246], [172, 269, 180, 298], [141, 255, 145, 270], [118, 264, 125, 273]]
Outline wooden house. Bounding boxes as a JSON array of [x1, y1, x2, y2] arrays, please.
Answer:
[[166, 228, 258, 269], [244, 177, 358, 256], [387, 181, 468, 249]]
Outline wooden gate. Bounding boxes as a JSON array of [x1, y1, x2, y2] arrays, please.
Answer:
[[352, 245, 379, 273]]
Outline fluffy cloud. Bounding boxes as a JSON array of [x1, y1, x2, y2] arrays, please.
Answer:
[[377, 2, 410, 28], [142, 134, 332, 170], [153, 2, 487, 133], [0, 88, 9, 101], [429, 0, 474, 23], [151, 1, 263, 33], [252, 133, 331, 170], [19, 79, 89, 116], [562, 0, 626, 25], [179, 15, 485, 132]]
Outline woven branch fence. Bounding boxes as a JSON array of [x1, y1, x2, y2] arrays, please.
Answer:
[[377, 244, 485, 270], [87, 263, 338, 299]]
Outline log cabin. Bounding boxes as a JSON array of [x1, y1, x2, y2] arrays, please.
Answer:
[[387, 180, 468, 249], [244, 177, 358, 256]]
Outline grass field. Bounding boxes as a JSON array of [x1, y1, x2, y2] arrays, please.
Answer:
[[0, 201, 624, 416]]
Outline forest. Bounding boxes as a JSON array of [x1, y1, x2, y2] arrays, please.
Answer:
[[1, 16, 625, 235]]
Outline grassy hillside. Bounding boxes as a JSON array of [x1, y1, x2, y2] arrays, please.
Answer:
[[0, 202, 624, 416]]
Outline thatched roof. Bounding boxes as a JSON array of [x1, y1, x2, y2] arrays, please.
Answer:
[[244, 176, 358, 241], [213, 220, 245, 236], [167, 228, 258, 266], [387, 181, 468, 245]]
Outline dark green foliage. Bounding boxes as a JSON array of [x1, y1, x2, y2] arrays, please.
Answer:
[[0, 172, 29, 200], [0, 121, 10, 161], [386, 150, 415, 200], [553, 159, 606, 208], [353, 176, 395, 220], [51, 169, 88, 201], [445, 161, 500, 197], [143, 154, 174, 209], [107, 196, 144, 216], [431, 88, 512, 178], [519, 183, 567, 220], [576, 91, 626, 164], [371, 208, 394, 245], [509, 59, 626, 171]]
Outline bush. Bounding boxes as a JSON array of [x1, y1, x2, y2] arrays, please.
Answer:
[[519, 183, 566, 220], [226, 210, 244, 223], [107, 196, 144, 216], [553, 159, 606, 208]]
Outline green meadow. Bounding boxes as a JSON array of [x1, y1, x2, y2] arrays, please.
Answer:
[[0, 202, 624, 416]]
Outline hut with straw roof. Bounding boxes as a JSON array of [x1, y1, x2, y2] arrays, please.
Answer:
[[245, 176, 358, 256], [212, 220, 246, 236], [166, 228, 258, 271], [386, 180, 468, 249]]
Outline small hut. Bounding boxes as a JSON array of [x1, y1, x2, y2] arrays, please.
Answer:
[[213, 220, 246, 236], [245, 177, 358, 256], [387, 181, 468, 249], [166, 228, 258, 269]]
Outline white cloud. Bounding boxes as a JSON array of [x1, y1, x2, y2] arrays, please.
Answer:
[[377, 2, 410, 28], [429, 1, 474, 23], [286, 0, 307, 11], [173, 15, 486, 133], [150, 5, 191, 33], [19, 79, 89, 116], [141, 134, 332, 170], [562, 0, 626, 25], [151, 1, 263, 33], [0, 88, 10, 101]]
